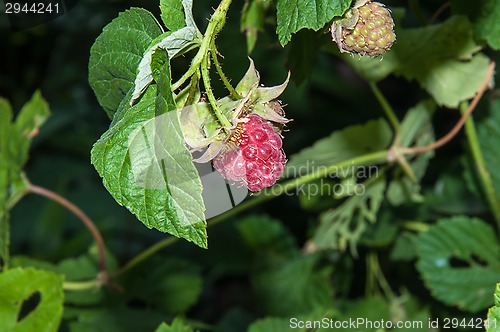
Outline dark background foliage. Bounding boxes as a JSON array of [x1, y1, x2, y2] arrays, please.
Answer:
[[2, 0, 500, 330]]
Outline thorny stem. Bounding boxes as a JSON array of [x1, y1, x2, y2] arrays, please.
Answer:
[[370, 82, 401, 146], [62, 151, 391, 288], [28, 184, 108, 283], [173, 0, 234, 127], [211, 42, 240, 99], [109, 150, 389, 281], [172, 0, 232, 91], [461, 102, 500, 231], [400, 62, 495, 156], [201, 56, 232, 128]]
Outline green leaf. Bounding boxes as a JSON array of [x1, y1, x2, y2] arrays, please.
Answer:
[[0, 267, 63, 332], [276, 0, 352, 46], [414, 216, 500, 312], [426, 173, 486, 215], [452, 0, 500, 50], [241, 0, 270, 53], [286, 118, 392, 176], [486, 283, 500, 332], [160, 0, 184, 31], [252, 253, 333, 316], [477, 99, 500, 208], [88, 8, 162, 118], [248, 317, 294, 332], [393, 16, 488, 108], [151, 49, 169, 83], [14, 91, 50, 166], [68, 306, 166, 332], [313, 177, 386, 252], [130, 27, 199, 105], [122, 257, 202, 314], [160, 0, 196, 31], [337, 295, 431, 332], [0, 92, 50, 267], [387, 100, 436, 206], [342, 51, 398, 83], [91, 86, 207, 248], [236, 215, 298, 265], [155, 318, 194, 332], [287, 29, 323, 84], [154, 48, 174, 116]]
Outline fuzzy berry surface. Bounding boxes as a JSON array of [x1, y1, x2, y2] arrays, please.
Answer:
[[213, 114, 286, 192], [343, 1, 396, 57]]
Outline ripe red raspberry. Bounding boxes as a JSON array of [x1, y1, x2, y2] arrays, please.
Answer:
[[213, 114, 286, 192]]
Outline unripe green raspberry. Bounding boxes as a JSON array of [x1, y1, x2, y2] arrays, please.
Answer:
[[331, 0, 396, 57]]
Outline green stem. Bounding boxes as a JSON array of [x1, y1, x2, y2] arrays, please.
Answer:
[[370, 252, 395, 300], [401, 221, 430, 232], [461, 102, 500, 231], [172, 0, 233, 91], [63, 279, 100, 291], [211, 42, 240, 99], [112, 237, 178, 279], [369, 82, 401, 146], [201, 55, 232, 128], [111, 150, 389, 279]]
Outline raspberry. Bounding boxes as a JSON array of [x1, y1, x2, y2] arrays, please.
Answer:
[[213, 114, 286, 192], [332, 0, 395, 57]]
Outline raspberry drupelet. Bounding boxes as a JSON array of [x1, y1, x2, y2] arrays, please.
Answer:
[[213, 114, 286, 192]]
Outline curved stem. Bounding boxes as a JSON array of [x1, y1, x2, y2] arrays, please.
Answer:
[[401, 61, 495, 156], [112, 237, 178, 279], [111, 150, 389, 278], [28, 184, 108, 277], [172, 0, 233, 91], [370, 82, 401, 146], [201, 55, 232, 128], [461, 102, 500, 231], [211, 42, 240, 99], [370, 252, 395, 300], [429, 2, 450, 24]]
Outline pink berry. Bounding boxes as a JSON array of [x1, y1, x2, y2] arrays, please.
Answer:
[[213, 114, 287, 192]]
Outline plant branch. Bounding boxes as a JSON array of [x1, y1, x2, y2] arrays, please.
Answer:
[[63, 279, 100, 291], [28, 184, 108, 280], [461, 102, 500, 231], [370, 82, 401, 146], [429, 2, 450, 24], [211, 42, 240, 99], [172, 0, 233, 91], [201, 56, 232, 128], [111, 150, 389, 279], [401, 61, 495, 156]]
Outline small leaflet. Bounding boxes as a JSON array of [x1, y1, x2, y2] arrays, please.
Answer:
[[131, 26, 198, 105]]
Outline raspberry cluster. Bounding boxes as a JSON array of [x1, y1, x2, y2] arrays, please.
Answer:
[[213, 114, 286, 192], [342, 1, 395, 57]]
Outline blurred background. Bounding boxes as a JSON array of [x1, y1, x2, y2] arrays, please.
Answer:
[[1, 0, 496, 330]]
